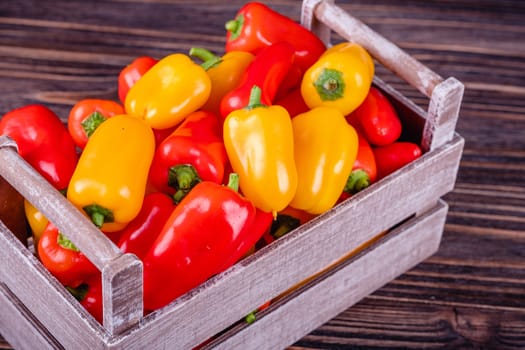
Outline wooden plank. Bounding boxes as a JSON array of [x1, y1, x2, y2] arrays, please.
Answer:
[[0, 137, 143, 335], [0, 220, 108, 349], [108, 136, 463, 349], [0, 284, 62, 350], [207, 201, 449, 349]]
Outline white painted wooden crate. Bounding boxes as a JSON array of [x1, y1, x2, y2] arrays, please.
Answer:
[[0, 0, 464, 349]]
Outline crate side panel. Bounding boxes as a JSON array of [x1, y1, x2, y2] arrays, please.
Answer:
[[0, 222, 108, 349], [209, 201, 449, 349], [111, 137, 463, 350]]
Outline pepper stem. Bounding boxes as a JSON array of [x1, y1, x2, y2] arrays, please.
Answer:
[[246, 85, 266, 110], [344, 169, 371, 195], [168, 164, 201, 203], [225, 14, 244, 41], [314, 68, 346, 101], [83, 204, 114, 228], [227, 173, 239, 192], [66, 283, 89, 302], [58, 232, 79, 251], [81, 111, 107, 137], [189, 47, 223, 71]]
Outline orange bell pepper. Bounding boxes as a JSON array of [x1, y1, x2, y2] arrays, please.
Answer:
[[290, 107, 359, 214], [223, 85, 297, 213]]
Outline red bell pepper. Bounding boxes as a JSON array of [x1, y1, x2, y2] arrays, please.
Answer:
[[37, 222, 98, 288], [349, 87, 402, 146], [142, 174, 273, 311], [0, 104, 78, 191], [148, 110, 228, 203], [117, 192, 176, 260], [67, 99, 124, 149], [373, 141, 423, 180], [118, 56, 158, 104], [225, 2, 326, 73], [68, 273, 103, 324], [275, 87, 310, 118], [342, 131, 377, 198], [220, 41, 295, 119]]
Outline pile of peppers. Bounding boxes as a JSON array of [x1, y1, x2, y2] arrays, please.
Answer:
[[0, 2, 423, 321]]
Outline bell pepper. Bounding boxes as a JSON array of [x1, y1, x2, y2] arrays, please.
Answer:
[[261, 206, 316, 246], [67, 115, 155, 232], [342, 131, 377, 198], [68, 273, 103, 324], [223, 85, 297, 214], [38, 222, 99, 288], [148, 110, 228, 203], [220, 42, 295, 119], [225, 1, 326, 73], [0, 104, 79, 191], [117, 192, 176, 260], [374, 141, 423, 180], [301, 47, 373, 116], [24, 199, 49, 250], [275, 87, 310, 118], [290, 106, 359, 214], [118, 56, 158, 104], [125, 53, 211, 130], [189, 47, 255, 116], [349, 87, 402, 146], [67, 99, 125, 149], [142, 174, 273, 311], [322, 42, 375, 79]]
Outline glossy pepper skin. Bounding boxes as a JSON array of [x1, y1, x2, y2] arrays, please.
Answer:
[[220, 42, 295, 119], [142, 174, 273, 311], [290, 107, 359, 214], [117, 192, 176, 260], [68, 273, 103, 324], [67, 115, 155, 232], [349, 87, 402, 146], [223, 86, 298, 213], [118, 56, 158, 104], [148, 110, 228, 203], [225, 1, 326, 73], [125, 53, 211, 130], [341, 131, 377, 200], [189, 47, 255, 116], [301, 48, 373, 116], [68, 99, 125, 149], [374, 142, 423, 180], [322, 42, 375, 79], [0, 104, 78, 191], [24, 199, 48, 250], [38, 222, 98, 288]]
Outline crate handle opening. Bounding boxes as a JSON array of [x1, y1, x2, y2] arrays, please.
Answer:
[[301, 0, 464, 152]]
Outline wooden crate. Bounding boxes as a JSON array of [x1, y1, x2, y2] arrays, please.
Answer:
[[0, 0, 465, 349]]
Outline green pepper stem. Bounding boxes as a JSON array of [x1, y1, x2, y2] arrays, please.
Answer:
[[83, 204, 114, 228], [227, 173, 239, 192], [189, 47, 223, 71], [168, 164, 201, 203], [246, 85, 266, 110], [344, 169, 371, 195], [314, 68, 346, 101], [245, 311, 257, 324], [225, 14, 244, 41], [81, 111, 107, 137], [66, 284, 89, 302], [58, 232, 79, 251]]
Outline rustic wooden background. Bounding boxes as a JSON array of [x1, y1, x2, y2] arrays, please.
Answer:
[[1, 0, 524, 348]]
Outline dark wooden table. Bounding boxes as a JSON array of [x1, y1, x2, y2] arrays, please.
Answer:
[[1, 0, 524, 349]]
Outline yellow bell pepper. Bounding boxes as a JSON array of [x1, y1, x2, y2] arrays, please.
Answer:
[[223, 85, 297, 214], [24, 199, 48, 249], [67, 115, 155, 232], [301, 45, 373, 116], [290, 106, 358, 215], [322, 42, 375, 79], [125, 53, 211, 130], [189, 47, 255, 117]]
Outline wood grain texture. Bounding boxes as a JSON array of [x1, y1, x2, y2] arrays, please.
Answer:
[[1, 0, 524, 349]]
